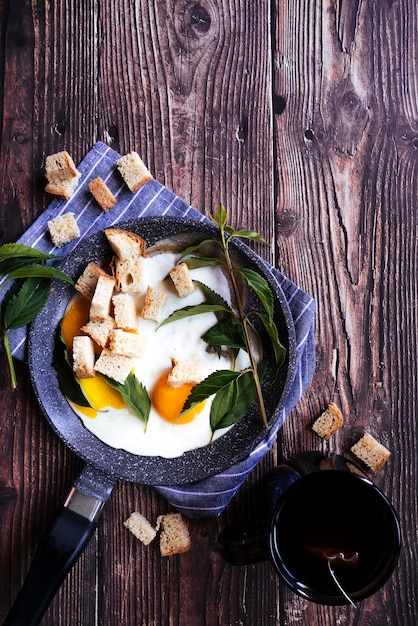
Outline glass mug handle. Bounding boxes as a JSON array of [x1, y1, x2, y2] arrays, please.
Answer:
[[218, 465, 301, 565]]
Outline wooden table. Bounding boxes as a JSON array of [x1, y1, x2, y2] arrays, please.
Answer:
[[1, 1, 417, 624]]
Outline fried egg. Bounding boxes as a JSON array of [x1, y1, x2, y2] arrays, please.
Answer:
[[63, 252, 251, 458]]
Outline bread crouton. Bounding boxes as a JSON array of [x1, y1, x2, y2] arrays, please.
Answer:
[[156, 513, 191, 557], [88, 177, 117, 212], [93, 349, 134, 384], [72, 336, 96, 379], [141, 285, 167, 323], [312, 403, 344, 440], [112, 293, 138, 331], [350, 433, 391, 474], [104, 228, 146, 259], [47, 213, 80, 247], [44, 151, 81, 199], [113, 257, 144, 292], [124, 512, 156, 546], [89, 274, 116, 321], [81, 317, 116, 349], [109, 329, 146, 358], [169, 263, 195, 298], [167, 359, 202, 388], [116, 151, 152, 192], [75, 262, 110, 300]]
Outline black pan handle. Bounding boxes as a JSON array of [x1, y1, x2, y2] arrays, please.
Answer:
[[3, 507, 96, 626], [4, 464, 115, 626]]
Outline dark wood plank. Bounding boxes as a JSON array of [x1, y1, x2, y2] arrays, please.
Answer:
[[0, 0, 417, 624], [273, 0, 418, 624]]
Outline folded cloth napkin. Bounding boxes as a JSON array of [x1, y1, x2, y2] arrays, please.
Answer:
[[8, 141, 316, 518]]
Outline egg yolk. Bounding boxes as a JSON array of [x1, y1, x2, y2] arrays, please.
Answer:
[[62, 297, 124, 417], [61, 297, 91, 349], [152, 372, 205, 424]]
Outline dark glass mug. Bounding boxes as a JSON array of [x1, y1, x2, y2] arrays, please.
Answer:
[[218, 453, 401, 605]]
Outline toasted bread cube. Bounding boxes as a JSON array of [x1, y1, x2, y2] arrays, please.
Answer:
[[75, 262, 110, 300], [124, 512, 157, 546], [169, 263, 195, 298], [47, 213, 80, 247], [81, 317, 116, 349], [93, 349, 134, 384], [167, 358, 202, 388], [109, 329, 146, 358], [141, 286, 167, 323], [104, 228, 146, 259], [312, 403, 344, 440], [156, 513, 191, 557], [72, 336, 96, 379], [44, 151, 81, 199], [112, 293, 138, 331], [113, 257, 144, 292], [350, 433, 391, 474], [116, 152, 152, 193], [88, 177, 117, 212], [89, 274, 116, 320]]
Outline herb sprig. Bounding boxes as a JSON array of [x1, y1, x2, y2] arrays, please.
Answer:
[[52, 331, 151, 430], [0, 243, 73, 389], [160, 205, 286, 438]]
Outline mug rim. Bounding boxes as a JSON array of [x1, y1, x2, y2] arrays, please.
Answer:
[[268, 469, 401, 605]]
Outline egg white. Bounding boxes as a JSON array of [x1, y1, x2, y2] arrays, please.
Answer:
[[72, 252, 251, 458]]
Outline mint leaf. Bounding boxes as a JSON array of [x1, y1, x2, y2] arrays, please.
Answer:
[[215, 204, 228, 232], [0, 257, 43, 278], [177, 239, 220, 262], [4, 264, 74, 285], [257, 313, 287, 368], [52, 331, 92, 408], [2, 277, 51, 329], [0, 243, 57, 261], [239, 267, 274, 321], [159, 303, 231, 327], [224, 226, 269, 246], [193, 280, 231, 310], [209, 370, 256, 434], [104, 373, 151, 431], [201, 318, 246, 351], [182, 255, 223, 269], [181, 369, 242, 414]]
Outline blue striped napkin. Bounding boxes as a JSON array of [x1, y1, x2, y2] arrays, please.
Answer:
[[9, 142, 316, 518]]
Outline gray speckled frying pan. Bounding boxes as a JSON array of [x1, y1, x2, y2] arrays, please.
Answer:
[[4, 216, 296, 626]]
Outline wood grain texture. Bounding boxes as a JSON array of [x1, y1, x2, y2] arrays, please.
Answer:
[[0, 0, 417, 624], [274, 0, 418, 624]]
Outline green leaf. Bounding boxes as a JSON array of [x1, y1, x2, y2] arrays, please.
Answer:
[[5, 264, 74, 285], [0, 243, 57, 261], [194, 280, 231, 310], [209, 370, 256, 434], [239, 267, 274, 321], [52, 331, 92, 408], [103, 374, 151, 430], [182, 255, 223, 270], [0, 257, 43, 278], [158, 303, 231, 327], [181, 369, 242, 414], [177, 239, 220, 262], [2, 277, 51, 329], [257, 313, 287, 368], [201, 318, 246, 351], [211, 204, 228, 231], [224, 226, 270, 246]]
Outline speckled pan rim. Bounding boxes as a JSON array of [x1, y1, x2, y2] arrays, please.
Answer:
[[28, 216, 296, 486]]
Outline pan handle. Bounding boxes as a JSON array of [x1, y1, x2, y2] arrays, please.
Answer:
[[4, 465, 115, 626]]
